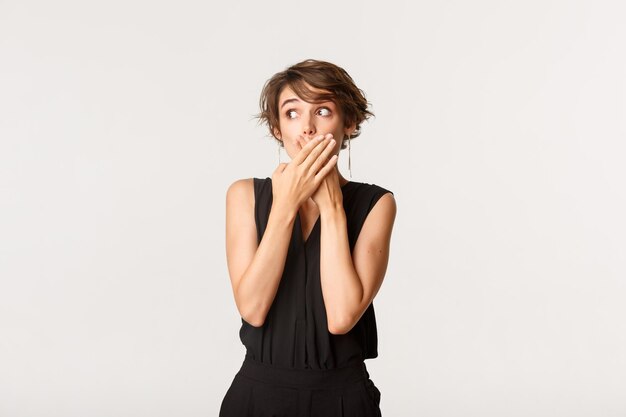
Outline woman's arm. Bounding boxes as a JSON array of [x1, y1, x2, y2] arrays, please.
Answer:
[[319, 192, 397, 335], [225, 178, 296, 327]]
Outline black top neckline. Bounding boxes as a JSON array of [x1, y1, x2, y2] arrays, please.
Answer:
[[296, 180, 354, 245]]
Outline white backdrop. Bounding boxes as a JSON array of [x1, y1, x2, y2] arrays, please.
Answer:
[[1, 1, 624, 416]]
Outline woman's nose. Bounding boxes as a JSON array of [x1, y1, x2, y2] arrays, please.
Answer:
[[302, 122, 315, 137], [301, 114, 316, 138]]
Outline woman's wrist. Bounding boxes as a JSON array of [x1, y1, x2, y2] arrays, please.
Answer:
[[320, 203, 346, 222], [269, 201, 298, 224]]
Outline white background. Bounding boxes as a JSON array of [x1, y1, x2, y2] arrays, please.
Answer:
[[1, 1, 625, 416]]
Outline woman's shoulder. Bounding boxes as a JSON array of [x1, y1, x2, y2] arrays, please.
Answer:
[[226, 177, 256, 208], [227, 177, 255, 193], [348, 180, 394, 196], [227, 177, 277, 208], [347, 180, 395, 216]]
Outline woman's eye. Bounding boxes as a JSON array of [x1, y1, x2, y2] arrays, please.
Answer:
[[285, 107, 331, 119]]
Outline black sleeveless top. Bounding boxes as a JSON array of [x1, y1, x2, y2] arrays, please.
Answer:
[[238, 177, 393, 370]]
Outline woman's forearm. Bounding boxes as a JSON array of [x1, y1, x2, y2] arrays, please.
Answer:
[[319, 205, 364, 335], [235, 203, 296, 327]]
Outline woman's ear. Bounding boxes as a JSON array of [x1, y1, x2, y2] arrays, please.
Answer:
[[273, 127, 282, 139]]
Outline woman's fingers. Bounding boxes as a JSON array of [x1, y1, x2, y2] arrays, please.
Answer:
[[314, 154, 338, 183], [286, 133, 337, 193], [295, 136, 305, 151], [308, 137, 337, 175], [301, 134, 334, 171], [291, 134, 326, 165]]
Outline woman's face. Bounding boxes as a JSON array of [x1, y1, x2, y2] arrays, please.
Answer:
[[274, 83, 354, 161]]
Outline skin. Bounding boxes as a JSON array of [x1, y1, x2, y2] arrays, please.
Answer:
[[225, 83, 397, 334]]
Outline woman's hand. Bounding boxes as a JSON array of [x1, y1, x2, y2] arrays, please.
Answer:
[[310, 162, 342, 212], [295, 134, 342, 213], [271, 133, 337, 216]]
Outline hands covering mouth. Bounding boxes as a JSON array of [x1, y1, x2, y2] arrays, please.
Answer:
[[295, 133, 334, 150]]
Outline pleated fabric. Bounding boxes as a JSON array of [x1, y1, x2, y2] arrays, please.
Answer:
[[219, 355, 382, 417]]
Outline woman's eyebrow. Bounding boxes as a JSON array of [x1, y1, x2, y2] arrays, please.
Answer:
[[280, 98, 300, 109], [280, 98, 334, 109]]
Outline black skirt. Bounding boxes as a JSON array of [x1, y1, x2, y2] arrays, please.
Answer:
[[219, 355, 382, 417]]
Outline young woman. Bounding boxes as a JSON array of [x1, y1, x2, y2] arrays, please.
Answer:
[[220, 59, 396, 417]]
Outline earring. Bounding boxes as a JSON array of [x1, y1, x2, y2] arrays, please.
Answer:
[[347, 133, 352, 179], [277, 140, 282, 164]]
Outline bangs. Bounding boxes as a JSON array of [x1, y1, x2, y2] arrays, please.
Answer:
[[286, 77, 336, 105]]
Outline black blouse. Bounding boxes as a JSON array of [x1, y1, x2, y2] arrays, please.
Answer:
[[238, 177, 393, 370]]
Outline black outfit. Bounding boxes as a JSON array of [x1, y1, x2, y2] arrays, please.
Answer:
[[219, 177, 393, 417]]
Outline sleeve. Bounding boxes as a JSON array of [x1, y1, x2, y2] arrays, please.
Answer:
[[351, 184, 394, 248]]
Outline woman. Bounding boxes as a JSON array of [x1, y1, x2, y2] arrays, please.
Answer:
[[220, 59, 396, 417]]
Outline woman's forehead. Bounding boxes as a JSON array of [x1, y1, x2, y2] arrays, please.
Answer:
[[279, 84, 335, 105]]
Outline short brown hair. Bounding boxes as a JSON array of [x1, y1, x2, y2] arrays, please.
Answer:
[[254, 59, 375, 150]]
